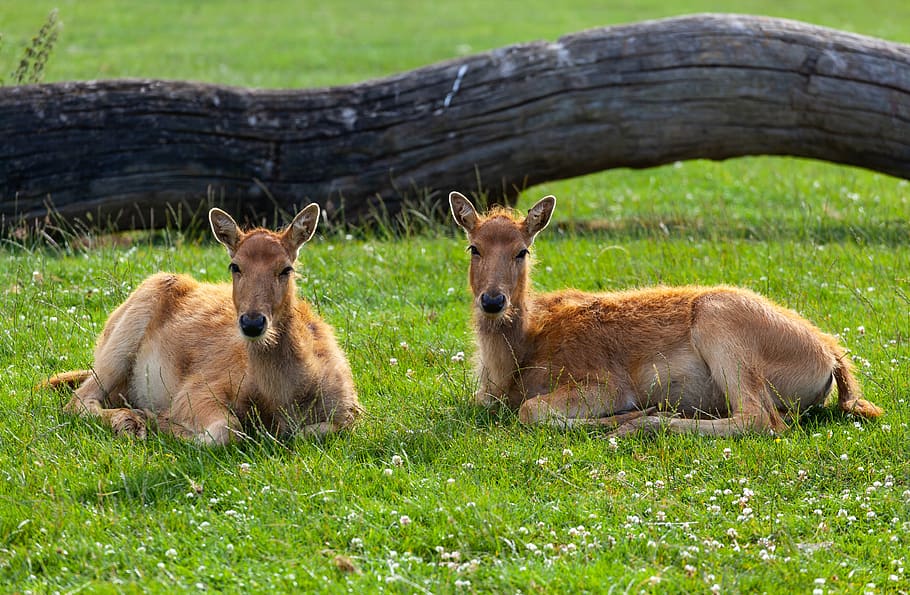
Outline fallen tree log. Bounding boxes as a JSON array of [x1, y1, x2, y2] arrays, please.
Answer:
[[2, 13, 909, 230]]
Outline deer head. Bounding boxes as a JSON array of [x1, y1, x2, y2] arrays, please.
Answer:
[[449, 191, 555, 322], [209, 205, 320, 346]]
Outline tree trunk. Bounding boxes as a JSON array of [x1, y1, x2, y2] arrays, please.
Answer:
[[2, 13, 909, 230]]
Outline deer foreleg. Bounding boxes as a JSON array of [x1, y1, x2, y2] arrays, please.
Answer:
[[517, 384, 651, 429]]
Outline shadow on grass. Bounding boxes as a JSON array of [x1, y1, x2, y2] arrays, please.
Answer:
[[554, 217, 910, 245]]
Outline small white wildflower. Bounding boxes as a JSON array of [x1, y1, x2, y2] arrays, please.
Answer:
[[391, 455, 403, 467], [399, 515, 412, 526], [238, 462, 251, 474], [840, 453, 849, 461], [383, 468, 393, 476], [562, 448, 573, 457], [451, 351, 465, 363], [536, 458, 548, 466], [447, 287, 455, 295], [722, 447, 732, 459], [389, 358, 398, 366], [165, 549, 177, 558]]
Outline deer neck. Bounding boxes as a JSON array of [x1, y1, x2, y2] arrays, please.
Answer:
[[473, 294, 533, 400], [245, 301, 308, 403]]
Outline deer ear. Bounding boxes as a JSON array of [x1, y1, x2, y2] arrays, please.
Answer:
[[283, 203, 320, 257], [209, 208, 242, 256], [449, 191, 479, 233], [524, 195, 556, 242]]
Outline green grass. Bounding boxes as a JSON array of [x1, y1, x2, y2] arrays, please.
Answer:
[[1, 1, 910, 593]]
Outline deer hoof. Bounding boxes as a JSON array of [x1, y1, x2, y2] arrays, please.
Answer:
[[110, 409, 148, 439], [608, 415, 664, 438]]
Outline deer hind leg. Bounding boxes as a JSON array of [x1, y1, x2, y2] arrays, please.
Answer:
[[614, 319, 789, 438], [64, 290, 160, 438], [612, 370, 786, 437], [517, 383, 654, 429], [63, 372, 151, 439]]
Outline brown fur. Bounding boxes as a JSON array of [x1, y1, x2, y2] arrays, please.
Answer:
[[449, 191, 883, 436], [47, 205, 362, 445]]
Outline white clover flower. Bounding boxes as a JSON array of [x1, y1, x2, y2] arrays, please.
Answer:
[[389, 358, 398, 366], [451, 351, 465, 363], [399, 515, 412, 526], [383, 468, 393, 476], [165, 549, 178, 558], [391, 455, 403, 467]]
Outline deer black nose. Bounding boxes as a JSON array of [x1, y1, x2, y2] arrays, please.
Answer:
[[480, 293, 506, 314], [239, 313, 267, 338]]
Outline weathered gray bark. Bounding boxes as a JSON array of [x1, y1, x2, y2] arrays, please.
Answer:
[[2, 13, 909, 229]]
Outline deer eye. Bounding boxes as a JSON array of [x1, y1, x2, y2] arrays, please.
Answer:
[[468, 245, 480, 257], [229, 263, 241, 274], [279, 266, 295, 277], [516, 248, 530, 260]]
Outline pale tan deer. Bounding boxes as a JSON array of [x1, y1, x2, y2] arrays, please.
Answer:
[[449, 191, 883, 436], [46, 205, 362, 445]]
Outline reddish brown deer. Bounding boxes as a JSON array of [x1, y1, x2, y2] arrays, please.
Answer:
[[46, 205, 362, 445], [449, 191, 883, 436]]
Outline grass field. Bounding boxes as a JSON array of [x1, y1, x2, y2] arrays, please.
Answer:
[[1, 2, 909, 593]]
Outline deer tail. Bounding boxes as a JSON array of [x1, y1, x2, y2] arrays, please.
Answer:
[[834, 356, 883, 418], [37, 370, 92, 391]]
